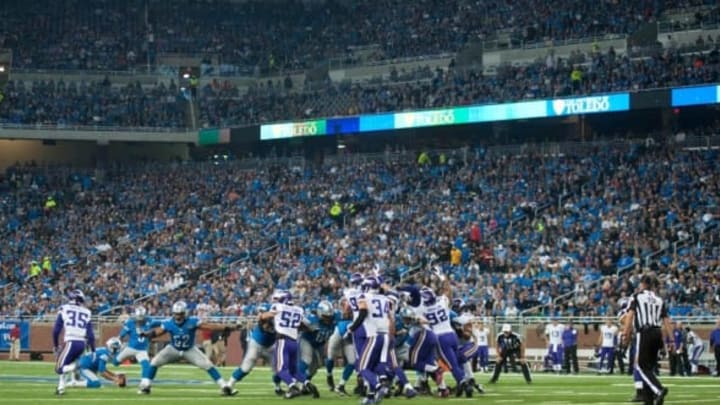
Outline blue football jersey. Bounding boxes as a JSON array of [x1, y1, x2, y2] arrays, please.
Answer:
[[161, 317, 200, 350], [394, 317, 409, 347], [250, 322, 276, 348], [78, 347, 115, 373], [336, 319, 350, 337], [301, 312, 338, 348], [120, 318, 160, 350]]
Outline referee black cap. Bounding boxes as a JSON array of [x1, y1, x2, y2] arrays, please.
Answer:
[[640, 274, 656, 288]]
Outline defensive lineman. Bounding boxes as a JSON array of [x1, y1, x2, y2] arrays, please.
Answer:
[[260, 290, 319, 399], [53, 290, 94, 396], [137, 300, 235, 396]]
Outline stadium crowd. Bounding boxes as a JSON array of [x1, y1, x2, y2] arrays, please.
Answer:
[[1, 137, 718, 320], [0, 0, 683, 72], [2, 44, 720, 128]]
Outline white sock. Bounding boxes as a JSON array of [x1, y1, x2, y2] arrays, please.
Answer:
[[338, 379, 346, 386], [57, 374, 66, 389], [227, 377, 237, 386], [62, 364, 76, 374], [634, 381, 643, 389], [215, 378, 225, 388], [404, 383, 414, 392], [141, 378, 151, 387], [463, 362, 473, 379]]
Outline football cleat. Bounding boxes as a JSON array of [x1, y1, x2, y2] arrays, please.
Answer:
[[334, 384, 349, 396], [475, 383, 486, 394], [404, 387, 417, 399], [305, 382, 320, 398], [138, 386, 151, 395], [221, 386, 238, 396], [455, 381, 465, 397], [274, 387, 286, 396], [284, 386, 302, 399], [464, 381, 474, 398], [438, 388, 450, 398], [360, 397, 376, 405], [375, 385, 389, 403], [327, 375, 335, 391], [55, 387, 65, 396]]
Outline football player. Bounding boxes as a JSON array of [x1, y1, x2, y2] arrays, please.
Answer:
[[72, 338, 125, 388], [474, 319, 490, 372], [325, 312, 356, 395], [116, 306, 159, 383], [300, 300, 338, 383], [52, 289, 94, 396], [686, 326, 704, 375], [452, 312, 485, 397], [260, 290, 319, 399], [597, 319, 619, 374], [415, 283, 470, 397], [226, 303, 284, 395], [348, 276, 392, 405], [137, 300, 235, 396], [544, 318, 565, 373]]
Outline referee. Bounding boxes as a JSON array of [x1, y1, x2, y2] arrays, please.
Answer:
[[622, 275, 672, 405]]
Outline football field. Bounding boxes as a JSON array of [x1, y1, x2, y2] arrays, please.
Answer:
[[0, 362, 718, 404]]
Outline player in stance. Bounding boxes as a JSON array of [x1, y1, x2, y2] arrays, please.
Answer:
[[261, 290, 319, 399], [544, 318, 565, 373], [137, 300, 235, 396], [72, 337, 125, 388], [116, 306, 158, 384], [226, 304, 285, 395], [489, 324, 532, 384], [300, 300, 338, 384], [382, 289, 417, 399], [598, 318, 619, 374], [53, 289, 94, 396]]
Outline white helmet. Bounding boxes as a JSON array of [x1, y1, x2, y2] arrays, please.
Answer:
[[106, 337, 122, 354], [316, 300, 333, 318], [172, 301, 188, 321], [134, 306, 147, 320]]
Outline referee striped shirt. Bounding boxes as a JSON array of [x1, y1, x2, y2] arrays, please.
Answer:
[[629, 290, 667, 329]]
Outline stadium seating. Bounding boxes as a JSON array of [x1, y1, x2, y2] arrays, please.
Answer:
[[1, 137, 718, 319]]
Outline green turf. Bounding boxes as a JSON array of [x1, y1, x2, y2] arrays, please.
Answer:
[[0, 361, 718, 404]]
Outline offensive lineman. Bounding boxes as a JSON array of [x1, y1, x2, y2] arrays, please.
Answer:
[[137, 300, 235, 396]]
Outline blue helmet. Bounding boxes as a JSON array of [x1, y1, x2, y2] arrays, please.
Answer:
[[349, 273, 364, 287], [361, 276, 381, 292], [257, 303, 272, 313], [68, 289, 85, 304], [420, 287, 436, 305]]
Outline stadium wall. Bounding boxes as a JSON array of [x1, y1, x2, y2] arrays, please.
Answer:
[[0, 140, 190, 170]]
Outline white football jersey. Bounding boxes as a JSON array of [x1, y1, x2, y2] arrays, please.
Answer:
[[361, 292, 391, 336], [417, 295, 454, 335], [58, 304, 92, 342], [545, 323, 565, 345], [343, 287, 364, 320], [475, 327, 490, 347], [271, 303, 304, 340], [688, 331, 703, 348], [601, 324, 618, 348]]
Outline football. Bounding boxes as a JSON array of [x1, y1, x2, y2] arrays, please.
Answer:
[[117, 373, 127, 388]]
